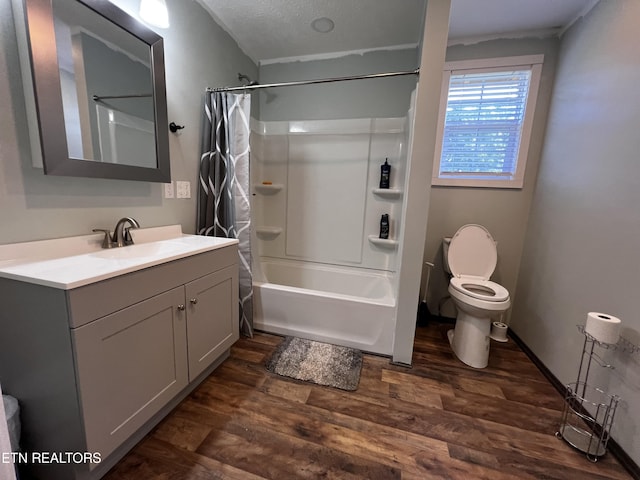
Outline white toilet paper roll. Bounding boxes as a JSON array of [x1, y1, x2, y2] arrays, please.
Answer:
[[585, 312, 621, 345]]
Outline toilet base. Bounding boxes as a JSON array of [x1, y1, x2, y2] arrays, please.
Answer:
[[448, 311, 491, 368]]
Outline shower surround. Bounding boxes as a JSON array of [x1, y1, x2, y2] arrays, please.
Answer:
[[250, 114, 411, 354]]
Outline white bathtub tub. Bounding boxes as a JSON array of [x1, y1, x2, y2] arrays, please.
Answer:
[[253, 259, 396, 355]]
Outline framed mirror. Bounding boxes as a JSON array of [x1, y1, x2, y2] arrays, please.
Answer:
[[16, 0, 170, 182]]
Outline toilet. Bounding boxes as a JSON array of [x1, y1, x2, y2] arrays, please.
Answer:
[[444, 224, 510, 368]]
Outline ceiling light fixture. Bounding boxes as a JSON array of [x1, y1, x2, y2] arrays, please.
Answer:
[[311, 17, 335, 33], [139, 0, 169, 29]]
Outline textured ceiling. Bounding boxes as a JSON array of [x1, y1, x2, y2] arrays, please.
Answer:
[[198, 0, 426, 63], [448, 0, 597, 40], [197, 0, 597, 64]]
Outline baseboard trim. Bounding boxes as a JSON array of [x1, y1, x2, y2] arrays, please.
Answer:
[[508, 329, 640, 480]]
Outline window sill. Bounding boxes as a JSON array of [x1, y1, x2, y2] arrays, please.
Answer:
[[432, 176, 523, 189]]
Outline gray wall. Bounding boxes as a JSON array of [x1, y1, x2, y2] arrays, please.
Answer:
[[257, 48, 419, 121], [0, 0, 256, 245], [512, 0, 640, 464], [422, 37, 559, 319]]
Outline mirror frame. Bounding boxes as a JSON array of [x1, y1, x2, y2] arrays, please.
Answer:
[[21, 0, 171, 182]]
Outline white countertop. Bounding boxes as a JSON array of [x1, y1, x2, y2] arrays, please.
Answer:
[[0, 225, 238, 290]]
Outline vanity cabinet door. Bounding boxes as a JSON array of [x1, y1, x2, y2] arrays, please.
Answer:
[[185, 265, 239, 380], [72, 286, 188, 461]]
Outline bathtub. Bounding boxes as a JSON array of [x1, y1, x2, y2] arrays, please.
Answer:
[[253, 259, 396, 355]]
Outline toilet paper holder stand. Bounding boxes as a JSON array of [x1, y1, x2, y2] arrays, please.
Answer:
[[556, 325, 638, 461]]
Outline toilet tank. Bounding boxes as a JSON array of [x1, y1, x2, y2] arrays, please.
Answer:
[[442, 237, 452, 274]]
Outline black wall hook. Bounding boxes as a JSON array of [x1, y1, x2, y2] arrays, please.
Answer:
[[169, 122, 185, 133]]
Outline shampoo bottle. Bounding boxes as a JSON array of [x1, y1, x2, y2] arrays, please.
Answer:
[[379, 158, 391, 189], [379, 214, 390, 239]]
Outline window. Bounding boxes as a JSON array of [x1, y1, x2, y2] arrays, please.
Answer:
[[432, 55, 543, 188]]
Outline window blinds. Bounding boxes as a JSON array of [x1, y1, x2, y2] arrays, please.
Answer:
[[440, 69, 532, 176]]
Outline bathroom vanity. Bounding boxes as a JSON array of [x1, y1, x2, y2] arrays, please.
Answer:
[[0, 226, 238, 480]]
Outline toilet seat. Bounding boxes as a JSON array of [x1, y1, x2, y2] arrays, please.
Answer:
[[450, 277, 509, 302], [448, 224, 497, 280], [448, 224, 509, 303]]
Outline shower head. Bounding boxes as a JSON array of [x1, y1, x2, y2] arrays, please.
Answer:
[[238, 73, 258, 86]]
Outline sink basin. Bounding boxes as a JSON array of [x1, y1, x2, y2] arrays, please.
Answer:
[[89, 242, 175, 260], [0, 225, 238, 290]]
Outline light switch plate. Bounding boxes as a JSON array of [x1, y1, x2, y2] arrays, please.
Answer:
[[163, 182, 174, 198], [176, 181, 191, 199]]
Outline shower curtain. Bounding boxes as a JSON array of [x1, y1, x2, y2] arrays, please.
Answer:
[[197, 91, 253, 337]]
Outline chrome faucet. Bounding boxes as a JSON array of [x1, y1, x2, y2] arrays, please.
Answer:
[[93, 217, 140, 248]]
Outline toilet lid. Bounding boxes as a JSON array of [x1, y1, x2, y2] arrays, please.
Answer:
[[448, 224, 497, 280]]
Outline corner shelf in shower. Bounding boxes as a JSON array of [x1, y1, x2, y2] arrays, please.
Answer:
[[368, 235, 398, 248], [372, 188, 402, 199], [255, 226, 282, 240], [253, 183, 284, 195]]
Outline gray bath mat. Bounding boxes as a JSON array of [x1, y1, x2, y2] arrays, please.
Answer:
[[266, 336, 363, 391]]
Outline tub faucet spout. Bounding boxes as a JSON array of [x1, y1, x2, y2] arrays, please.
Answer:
[[114, 217, 140, 247]]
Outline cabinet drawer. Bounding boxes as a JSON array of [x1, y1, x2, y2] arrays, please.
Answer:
[[71, 287, 188, 461]]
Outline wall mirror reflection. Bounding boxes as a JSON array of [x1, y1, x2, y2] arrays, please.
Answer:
[[55, 0, 155, 167], [16, 0, 170, 182]]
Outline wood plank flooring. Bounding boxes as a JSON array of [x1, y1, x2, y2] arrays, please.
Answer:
[[104, 322, 633, 479]]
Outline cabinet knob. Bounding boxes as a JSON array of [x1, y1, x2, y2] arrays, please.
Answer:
[[190, 298, 198, 305], [177, 304, 185, 311]]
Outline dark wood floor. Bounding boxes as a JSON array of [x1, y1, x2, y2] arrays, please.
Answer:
[[104, 322, 632, 479]]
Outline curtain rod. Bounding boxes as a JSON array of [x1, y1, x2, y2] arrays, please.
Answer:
[[92, 93, 152, 101], [207, 68, 420, 93]]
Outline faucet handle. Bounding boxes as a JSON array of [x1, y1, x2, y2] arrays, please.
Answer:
[[92, 229, 115, 249]]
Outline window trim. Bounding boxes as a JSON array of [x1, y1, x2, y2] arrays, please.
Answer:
[[432, 55, 543, 189]]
